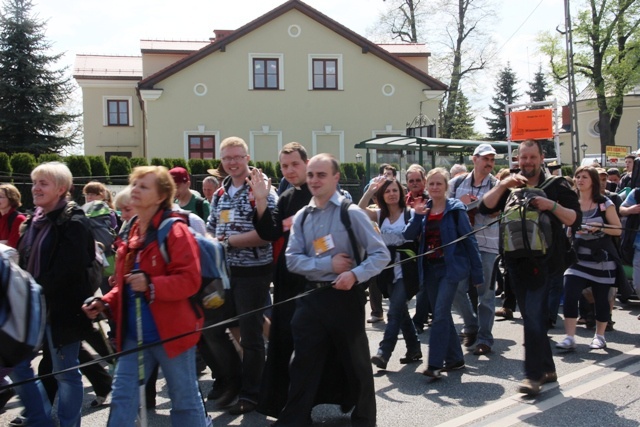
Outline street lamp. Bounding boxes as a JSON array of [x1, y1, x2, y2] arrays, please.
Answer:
[[580, 143, 588, 160], [355, 153, 362, 162]]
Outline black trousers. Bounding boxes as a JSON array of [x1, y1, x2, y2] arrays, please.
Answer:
[[275, 285, 376, 427]]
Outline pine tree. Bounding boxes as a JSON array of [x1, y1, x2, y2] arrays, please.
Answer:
[[526, 65, 552, 105], [448, 90, 476, 139], [0, 0, 79, 155], [485, 64, 520, 141]]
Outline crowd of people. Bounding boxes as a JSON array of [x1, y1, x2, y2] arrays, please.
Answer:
[[0, 137, 639, 426]]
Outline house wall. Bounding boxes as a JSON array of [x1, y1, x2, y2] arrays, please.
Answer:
[[142, 53, 192, 78], [80, 83, 143, 157], [142, 9, 441, 163], [559, 94, 640, 167]]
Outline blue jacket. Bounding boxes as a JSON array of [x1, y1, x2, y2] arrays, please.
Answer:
[[403, 198, 483, 285]]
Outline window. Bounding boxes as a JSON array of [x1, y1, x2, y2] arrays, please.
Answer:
[[253, 58, 279, 89], [308, 54, 343, 90], [248, 53, 284, 90], [313, 59, 337, 90], [107, 100, 129, 126], [189, 136, 215, 159], [103, 96, 133, 127]]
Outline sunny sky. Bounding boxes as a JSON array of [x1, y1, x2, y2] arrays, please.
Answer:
[[34, 0, 569, 134]]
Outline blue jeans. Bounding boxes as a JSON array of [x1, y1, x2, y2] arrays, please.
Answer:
[[108, 338, 206, 427], [547, 274, 564, 325], [378, 279, 420, 360], [507, 264, 555, 381], [412, 281, 431, 329], [9, 356, 53, 427], [452, 251, 497, 346], [632, 248, 640, 296], [45, 329, 83, 427], [425, 263, 463, 369], [231, 273, 271, 402]]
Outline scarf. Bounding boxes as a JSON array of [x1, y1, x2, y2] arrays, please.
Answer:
[[21, 199, 68, 279]]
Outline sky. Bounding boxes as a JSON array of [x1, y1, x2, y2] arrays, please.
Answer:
[[34, 0, 570, 134]]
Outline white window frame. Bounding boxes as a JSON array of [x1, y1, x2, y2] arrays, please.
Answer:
[[102, 96, 133, 127], [248, 53, 285, 90], [312, 125, 345, 162], [182, 130, 221, 160], [308, 54, 343, 90]]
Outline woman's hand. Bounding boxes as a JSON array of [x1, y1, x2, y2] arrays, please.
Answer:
[[82, 299, 105, 320], [125, 271, 149, 293], [367, 175, 387, 194], [414, 200, 430, 216]]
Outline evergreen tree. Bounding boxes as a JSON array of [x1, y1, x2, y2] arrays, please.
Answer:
[[448, 90, 476, 139], [526, 65, 553, 105], [0, 0, 79, 155], [485, 64, 520, 141]]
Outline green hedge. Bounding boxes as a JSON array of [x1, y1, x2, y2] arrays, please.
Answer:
[[130, 157, 148, 169], [87, 156, 109, 177], [0, 152, 11, 175], [66, 155, 91, 178], [109, 156, 132, 177], [188, 158, 208, 175]]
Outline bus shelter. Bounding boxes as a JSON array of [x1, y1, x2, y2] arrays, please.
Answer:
[[354, 136, 511, 179]]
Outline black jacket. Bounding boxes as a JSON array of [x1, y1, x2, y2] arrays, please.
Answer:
[[20, 202, 94, 347]]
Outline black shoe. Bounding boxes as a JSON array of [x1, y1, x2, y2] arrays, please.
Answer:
[[215, 388, 240, 409], [441, 360, 465, 372], [228, 399, 257, 415], [8, 416, 25, 426], [422, 366, 442, 380], [399, 350, 423, 364], [371, 352, 388, 370], [460, 333, 477, 347], [0, 387, 15, 412]]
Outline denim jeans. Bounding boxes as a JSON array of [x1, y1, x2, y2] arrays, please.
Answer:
[[632, 248, 640, 296], [45, 329, 83, 427], [108, 338, 206, 427], [425, 263, 463, 369], [452, 251, 497, 346], [378, 279, 420, 360], [547, 274, 564, 325], [9, 356, 53, 427], [507, 264, 555, 381], [231, 273, 271, 402], [412, 281, 431, 329]]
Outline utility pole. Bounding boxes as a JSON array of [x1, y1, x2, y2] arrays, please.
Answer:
[[564, 0, 580, 168]]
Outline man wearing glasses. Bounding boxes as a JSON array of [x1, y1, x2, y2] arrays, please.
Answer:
[[207, 136, 278, 415]]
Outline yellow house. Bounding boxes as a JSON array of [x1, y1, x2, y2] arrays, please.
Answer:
[[74, 0, 447, 164], [559, 86, 640, 167]]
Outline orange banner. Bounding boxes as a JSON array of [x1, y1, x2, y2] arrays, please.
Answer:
[[509, 109, 554, 141]]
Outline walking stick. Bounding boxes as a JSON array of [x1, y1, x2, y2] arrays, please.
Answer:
[[135, 293, 147, 427]]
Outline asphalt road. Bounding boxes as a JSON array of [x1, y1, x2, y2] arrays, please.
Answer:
[[1, 296, 639, 427]]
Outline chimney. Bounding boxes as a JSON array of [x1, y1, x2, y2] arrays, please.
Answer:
[[213, 30, 234, 41]]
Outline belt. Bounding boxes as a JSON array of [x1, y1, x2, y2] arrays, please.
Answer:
[[305, 281, 333, 291]]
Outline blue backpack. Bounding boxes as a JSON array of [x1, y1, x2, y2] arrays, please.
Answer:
[[0, 245, 46, 367], [156, 216, 230, 315]]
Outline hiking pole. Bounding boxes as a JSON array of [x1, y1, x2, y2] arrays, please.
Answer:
[[135, 292, 147, 427]]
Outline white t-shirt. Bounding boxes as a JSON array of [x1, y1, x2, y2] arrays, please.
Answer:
[[377, 210, 411, 282]]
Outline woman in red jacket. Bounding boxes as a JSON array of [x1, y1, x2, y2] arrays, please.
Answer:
[[84, 166, 207, 427], [0, 184, 26, 248]]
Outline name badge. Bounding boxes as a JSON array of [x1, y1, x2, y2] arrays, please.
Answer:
[[220, 209, 234, 223], [282, 215, 294, 232], [313, 234, 335, 256]]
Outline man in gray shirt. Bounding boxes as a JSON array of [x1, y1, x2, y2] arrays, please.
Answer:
[[274, 154, 389, 427]]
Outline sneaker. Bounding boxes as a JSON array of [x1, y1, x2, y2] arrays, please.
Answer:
[[495, 307, 514, 320], [9, 416, 26, 426], [518, 378, 541, 396], [371, 351, 388, 370], [473, 344, 491, 356], [589, 335, 607, 349], [367, 316, 384, 324], [555, 336, 576, 350], [422, 366, 442, 380], [441, 360, 465, 372], [540, 371, 558, 385]]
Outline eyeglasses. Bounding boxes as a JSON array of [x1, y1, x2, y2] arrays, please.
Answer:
[[221, 155, 247, 163]]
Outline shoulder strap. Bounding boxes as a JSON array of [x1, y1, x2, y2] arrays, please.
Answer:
[[452, 173, 468, 195], [195, 197, 204, 219], [539, 175, 559, 191], [340, 198, 363, 266], [6, 211, 18, 232], [156, 217, 186, 264], [212, 187, 225, 209]]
